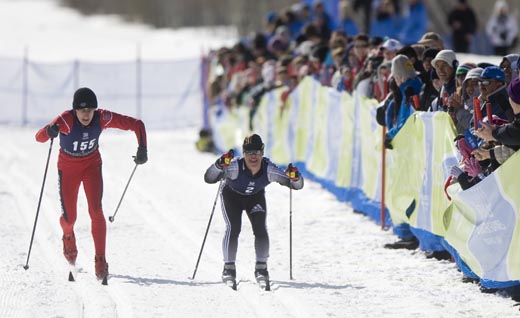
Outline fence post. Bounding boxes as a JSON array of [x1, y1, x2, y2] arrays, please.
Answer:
[[136, 43, 142, 119], [22, 46, 28, 126], [73, 59, 79, 90]]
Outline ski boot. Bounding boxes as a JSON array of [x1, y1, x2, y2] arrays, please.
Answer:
[[62, 233, 78, 265], [95, 255, 109, 285], [254, 262, 270, 291], [222, 263, 237, 290]]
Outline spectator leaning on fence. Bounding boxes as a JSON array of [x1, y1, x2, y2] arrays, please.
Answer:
[[384, 54, 422, 148], [477, 66, 514, 122], [429, 49, 458, 112], [473, 77, 520, 155], [499, 54, 520, 85], [450, 62, 476, 133], [460, 67, 483, 114], [383, 54, 423, 251]]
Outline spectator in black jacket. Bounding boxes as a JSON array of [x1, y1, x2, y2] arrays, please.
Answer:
[[478, 66, 515, 122], [447, 0, 477, 53], [474, 77, 520, 148]]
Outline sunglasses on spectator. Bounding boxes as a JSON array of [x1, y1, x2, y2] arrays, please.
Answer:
[[243, 150, 263, 156], [479, 80, 491, 86]]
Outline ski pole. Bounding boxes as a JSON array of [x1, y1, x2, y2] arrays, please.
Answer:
[[24, 138, 54, 270], [289, 186, 294, 280], [190, 179, 223, 280], [108, 163, 138, 223]]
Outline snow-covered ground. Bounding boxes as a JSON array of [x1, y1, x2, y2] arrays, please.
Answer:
[[0, 0, 518, 317]]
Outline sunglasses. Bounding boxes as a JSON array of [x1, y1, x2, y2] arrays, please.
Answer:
[[479, 80, 491, 86], [243, 150, 263, 156]]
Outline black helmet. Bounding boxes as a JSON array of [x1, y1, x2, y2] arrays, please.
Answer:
[[73, 87, 97, 109]]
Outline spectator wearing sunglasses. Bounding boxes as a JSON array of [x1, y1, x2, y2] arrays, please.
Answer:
[[477, 66, 514, 123]]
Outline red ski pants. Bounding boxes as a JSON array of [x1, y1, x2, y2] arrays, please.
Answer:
[[58, 152, 106, 256]]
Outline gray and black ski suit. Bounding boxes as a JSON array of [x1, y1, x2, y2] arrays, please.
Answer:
[[204, 157, 304, 264]]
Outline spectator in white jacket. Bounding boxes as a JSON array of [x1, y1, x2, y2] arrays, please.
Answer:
[[485, 0, 519, 56]]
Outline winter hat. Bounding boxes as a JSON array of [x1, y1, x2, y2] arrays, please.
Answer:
[[431, 50, 457, 69], [243, 134, 265, 152], [508, 77, 520, 105], [275, 25, 290, 37], [295, 40, 314, 56], [417, 32, 444, 48], [477, 62, 495, 69], [73, 87, 97, 109], [464, 67, 483, 81], [461, 68, 483, 100], [381, 39, 403, 52], [268, 35, 288, 54], [390, 54, 416, 80], [310, 45, 329, 64], [369, 36, 384, 47], [396, 46, 418, 60], [502, 54, 520, 80], [422, 47, 440, 61], [480, 66, 505, 82], [456, 62, 476, 76]]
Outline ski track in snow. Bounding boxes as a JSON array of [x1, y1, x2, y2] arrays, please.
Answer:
[[0, 127, 518, 317]]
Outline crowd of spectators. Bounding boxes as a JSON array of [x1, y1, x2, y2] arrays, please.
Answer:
[[199, 0, 520, 301]]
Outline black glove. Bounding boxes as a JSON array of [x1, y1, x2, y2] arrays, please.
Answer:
[[384, 136, 393, 150], [216, 149, 234, 169], [134, 146, 148, 165], [46, 123, 60, 138], [285, 163, 301, 181]]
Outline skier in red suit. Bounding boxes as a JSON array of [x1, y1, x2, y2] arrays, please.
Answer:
[[35, 87, 148, 281]]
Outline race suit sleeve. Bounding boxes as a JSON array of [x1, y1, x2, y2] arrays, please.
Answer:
[[35, 111, 73, 142], [204, 159, 239, 184], [99, 109, 147, 148], [266, 161, 304, 190]]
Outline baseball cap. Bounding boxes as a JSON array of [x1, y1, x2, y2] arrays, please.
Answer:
[[381, 39, 403, 51], [480, 66, 505, 82]]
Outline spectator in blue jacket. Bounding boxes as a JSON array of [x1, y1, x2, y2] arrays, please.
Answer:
[[339, 0, 359, 36], [384, 54, 423, 147], [399, 0, 428, 45]]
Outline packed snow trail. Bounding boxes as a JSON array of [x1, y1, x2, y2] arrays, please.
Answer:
[[0, 127, 517, 317]]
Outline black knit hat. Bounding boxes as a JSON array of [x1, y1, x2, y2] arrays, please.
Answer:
[[421, 47, 440, 61], [243, 134, 264, 151], [73, 87, 97, 109]]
